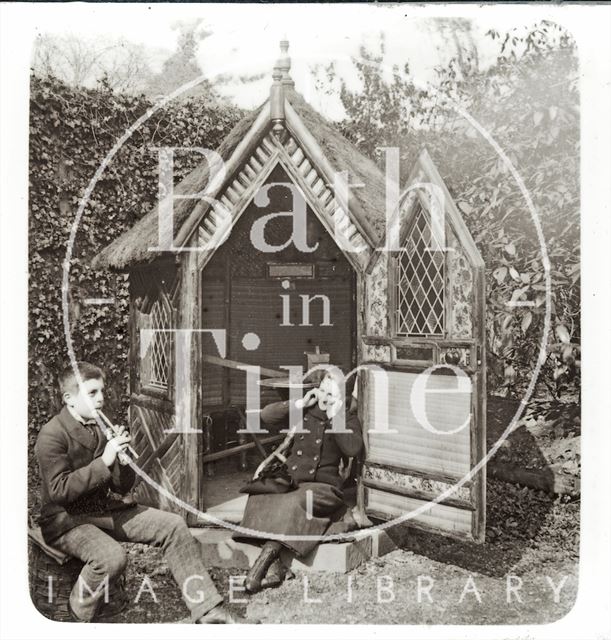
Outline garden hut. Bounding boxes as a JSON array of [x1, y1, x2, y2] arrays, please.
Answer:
[[93, 41, 487, 542]]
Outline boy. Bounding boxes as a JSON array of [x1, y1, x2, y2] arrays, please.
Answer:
[[34, 361, 245, 624]]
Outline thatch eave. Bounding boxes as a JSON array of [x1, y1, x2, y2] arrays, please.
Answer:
[[91, 103, 266, 270], [92, 90, 388, 271]]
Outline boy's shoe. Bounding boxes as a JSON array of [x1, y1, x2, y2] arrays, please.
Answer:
[[196, 604, 258, 624], [67, 601, 88, 623], [96, 596, 128, 620]]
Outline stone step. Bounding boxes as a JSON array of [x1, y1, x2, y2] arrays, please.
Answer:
[[190, 526, 398, 574]]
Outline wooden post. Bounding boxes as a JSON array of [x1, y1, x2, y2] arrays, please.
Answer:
[[237, 418, 248, 472], [355, 270, 368, 520], [203, 413, 214, 478], [201, 262, 217, 480], [180, 251, 202, 525], [471, 262, 487, 542]]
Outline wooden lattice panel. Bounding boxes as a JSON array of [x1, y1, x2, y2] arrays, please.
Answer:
[[195, 131, 372, 272], [130, 403, 184, 514], [137, 269, 179, 395]]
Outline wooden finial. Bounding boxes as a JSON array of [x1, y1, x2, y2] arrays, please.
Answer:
[[278, 38, 294, 88], [270, 60, 285, 139], [272, 63, 283, 84]]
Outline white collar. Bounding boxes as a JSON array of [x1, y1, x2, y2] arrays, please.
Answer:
[[66, 405, 96, 426]]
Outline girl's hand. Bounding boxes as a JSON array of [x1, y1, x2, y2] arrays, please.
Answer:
[[326, 399, 344, 420], [295, 388, 318, 409]]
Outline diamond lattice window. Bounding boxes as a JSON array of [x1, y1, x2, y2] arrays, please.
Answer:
[[395, 206, 445, 337], [148, 298, 170, 390]]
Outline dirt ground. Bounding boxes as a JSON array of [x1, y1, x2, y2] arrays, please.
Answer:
[[29, 396, 580, 625], [96, 473, 578, 625]]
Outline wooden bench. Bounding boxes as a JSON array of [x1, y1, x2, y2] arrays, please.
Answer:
[[200, 355, 289, 475]]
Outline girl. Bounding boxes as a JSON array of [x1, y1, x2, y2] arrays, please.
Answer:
[[234, 370, 363, 593]]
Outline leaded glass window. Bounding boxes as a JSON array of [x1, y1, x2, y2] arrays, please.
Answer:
[[395, 206, 445, 337], [147, 297, 171, 390]]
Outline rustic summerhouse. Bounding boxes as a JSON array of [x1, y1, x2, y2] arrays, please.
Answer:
[[93, 42, 486, 542]]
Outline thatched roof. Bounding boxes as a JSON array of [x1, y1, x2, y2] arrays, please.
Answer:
[[93, 89, 386, 270], [286, 89, 386, 243]]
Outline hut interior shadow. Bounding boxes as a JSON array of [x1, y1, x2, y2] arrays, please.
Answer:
[[199, 165, 357, 517]]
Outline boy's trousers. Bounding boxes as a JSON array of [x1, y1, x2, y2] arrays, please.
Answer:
[[51, 505, 223, 622]]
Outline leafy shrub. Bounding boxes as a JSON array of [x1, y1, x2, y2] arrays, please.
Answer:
[[334, 22, 579, 401]]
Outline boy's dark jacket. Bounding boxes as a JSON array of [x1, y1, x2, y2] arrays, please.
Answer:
[[35, 406, 137, 543]]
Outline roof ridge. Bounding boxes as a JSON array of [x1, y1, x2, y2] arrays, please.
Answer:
[[93, 90, 388, 269]]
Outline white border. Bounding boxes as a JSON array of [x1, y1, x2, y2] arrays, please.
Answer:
[[1, 4, 610, 640]]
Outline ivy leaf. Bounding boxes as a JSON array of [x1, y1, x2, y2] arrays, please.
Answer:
[[504, 365, 516, 384], [510, 286, 530, 303], [562, 345, 575, 364], [556, 324, 571, 344], [458, 201, 473, 215], [493, 266, 507, 284]]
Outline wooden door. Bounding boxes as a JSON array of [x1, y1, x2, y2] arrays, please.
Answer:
[[128, 398, 183, 514], [128, 264, 185, 516], [361, 150, 486, 542]]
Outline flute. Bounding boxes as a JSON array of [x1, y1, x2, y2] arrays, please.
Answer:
[[95, 410, 139, 462], [252, 424, 297, 480]]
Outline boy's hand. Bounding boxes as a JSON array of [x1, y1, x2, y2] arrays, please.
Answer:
[[102, 432, 132, 467]]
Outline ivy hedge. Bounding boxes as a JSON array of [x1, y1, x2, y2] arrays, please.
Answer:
[[29, 75, 243, 427]]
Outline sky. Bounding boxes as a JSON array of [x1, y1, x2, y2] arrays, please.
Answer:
[[27, 3, 568, 118]]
